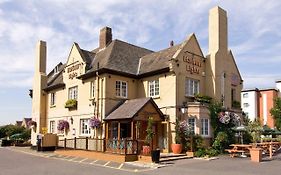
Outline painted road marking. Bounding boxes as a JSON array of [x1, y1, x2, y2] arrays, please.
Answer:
[[118, 163, 124, 169], [90, 160, 98, 164], [104, 161, 110, 166], [5, 148, 158, 173], [79, 158, 88, 163]]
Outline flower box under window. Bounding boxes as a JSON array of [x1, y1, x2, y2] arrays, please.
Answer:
[[65, 99, 77, 109]]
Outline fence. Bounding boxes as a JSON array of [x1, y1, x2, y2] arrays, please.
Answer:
[[58, 137, 138, 155]]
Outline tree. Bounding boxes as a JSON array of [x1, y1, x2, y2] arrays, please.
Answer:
[[270, 97, 281, 130]]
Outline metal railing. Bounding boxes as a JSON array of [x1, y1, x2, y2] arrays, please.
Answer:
[[58, 137, 138, 155]]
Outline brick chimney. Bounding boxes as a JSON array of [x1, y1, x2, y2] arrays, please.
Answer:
[[99, 27, 112, 49]]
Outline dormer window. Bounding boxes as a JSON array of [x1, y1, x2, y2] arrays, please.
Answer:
[[54, 65, 59, 75]]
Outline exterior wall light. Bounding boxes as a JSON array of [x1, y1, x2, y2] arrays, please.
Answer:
[[180, 102, 188, 114]]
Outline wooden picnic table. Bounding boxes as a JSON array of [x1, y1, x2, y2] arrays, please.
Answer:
[[253, 142, 281, 159], [225, 144, 252, 158]]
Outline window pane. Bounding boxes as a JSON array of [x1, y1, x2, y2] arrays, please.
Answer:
[[155, 80, 159, 96], [116, 81, 121, 96]]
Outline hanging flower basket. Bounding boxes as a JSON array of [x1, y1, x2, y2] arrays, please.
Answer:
[[89, 117, 101, 129], [57, 120, 70, 131], [65, 99, 77, 108]]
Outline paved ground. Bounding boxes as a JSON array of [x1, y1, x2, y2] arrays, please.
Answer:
[[1, 146, 281, 175]]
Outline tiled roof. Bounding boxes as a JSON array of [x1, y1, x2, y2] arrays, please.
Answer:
[[138, 44, 180, 75], [45, 39, 181, 90], [87, 39, 153, 75], [104, 98, 155, 120]]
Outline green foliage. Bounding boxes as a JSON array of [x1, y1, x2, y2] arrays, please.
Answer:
[[65, 99, 77, 108], [208, 101, 236, 152], [174, 119, 181, 144], [270, 97, 281, 130], [212, 132, 229, 153], [0, 125, 30, 141], [247, 120, 262, 143], [194, 93, 212, 104], [145, 116, 154, 145], [194, 148, 219, 158]]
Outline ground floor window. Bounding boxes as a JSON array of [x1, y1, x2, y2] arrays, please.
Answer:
[[50, 120, 55, 133], [80, 119, 91, 135], [188, 118, 196, 134], [200, 118, 209, 136]]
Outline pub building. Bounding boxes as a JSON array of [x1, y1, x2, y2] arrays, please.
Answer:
[[30, 6, 243, 154]]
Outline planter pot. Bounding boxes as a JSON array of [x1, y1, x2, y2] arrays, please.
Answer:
[[171, 143, 182, 154], [250, 148, 262, 162], [186, 151, 194, 157], [142, 145, 151, 155]]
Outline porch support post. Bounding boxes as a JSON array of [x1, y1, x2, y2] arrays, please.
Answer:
[[131, 121, 134, 140], [117, 122, 121, 140], [117, 122, 121, 153], [105, 122, 108, 140]]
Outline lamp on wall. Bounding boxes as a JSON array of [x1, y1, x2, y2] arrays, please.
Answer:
[[180, 102, 188, 114]]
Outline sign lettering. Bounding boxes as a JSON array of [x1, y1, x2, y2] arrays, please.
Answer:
[[182, 54, 202, 74]]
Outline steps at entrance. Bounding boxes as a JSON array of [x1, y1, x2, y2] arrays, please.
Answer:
[[160, 153, 191, 162]]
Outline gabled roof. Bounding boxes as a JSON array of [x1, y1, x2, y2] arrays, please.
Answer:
[[138, 44, 181, 75], [104, 97, 163, 121], [87, 39, 153, 75]]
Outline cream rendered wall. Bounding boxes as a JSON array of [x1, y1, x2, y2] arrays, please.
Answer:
[[46, 44, 96, 139], [171, 34, 210, 138], [103, 74, 138, 117], [206, 7, 242, 109], [31, 41, 47, 146]]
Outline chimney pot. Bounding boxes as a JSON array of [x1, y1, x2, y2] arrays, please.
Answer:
[[99, 27, 112, 49]]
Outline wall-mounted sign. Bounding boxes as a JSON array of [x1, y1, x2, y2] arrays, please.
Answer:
[[67, 63, 82, 79], [182, 55, 202, 74]]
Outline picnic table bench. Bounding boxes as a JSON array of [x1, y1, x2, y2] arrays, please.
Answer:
[[225, 144, 252, 158]]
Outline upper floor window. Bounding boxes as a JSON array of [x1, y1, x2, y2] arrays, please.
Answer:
[[90, 81, 95, 98], [231, 88, 236, 102], [116, 81, 127, 98], [80, 119, 91, 135], [69, 86, 78, 100], [50, 92, 56, 106], [50, 121, 55, 134], [185, 79, 199, 97], [243, 93, 248, 98], [188, 118, 196, 134], [201, 118, 209, 136], [243, 103, 250, 108], [149, 80, 159, 97]]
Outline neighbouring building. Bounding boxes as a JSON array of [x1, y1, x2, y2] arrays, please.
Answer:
[[30, 6, 243, 153], [241, 81, 281, 128], [15, 118, 32, 128]]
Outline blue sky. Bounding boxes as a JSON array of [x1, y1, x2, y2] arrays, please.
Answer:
[[1, 0, 281, 125]]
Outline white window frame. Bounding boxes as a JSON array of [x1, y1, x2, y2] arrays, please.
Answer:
[[116, 80, 127, 98], [69, 86, 78, 100], [80, 119, 91, 135], [50, 92, 56, 106], [185, 79, 200, 97], [243, 103, 250, 108], [148, 80, 160, 97], [50, 120, 55, 134], [90, 81, 95, 98], [188, 118, 196, 134], [243, 93, 248, 98], [200, 118, 209, 137]]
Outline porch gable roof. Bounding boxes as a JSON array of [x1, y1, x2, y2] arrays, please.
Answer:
[[104, 97, 164, 121]]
